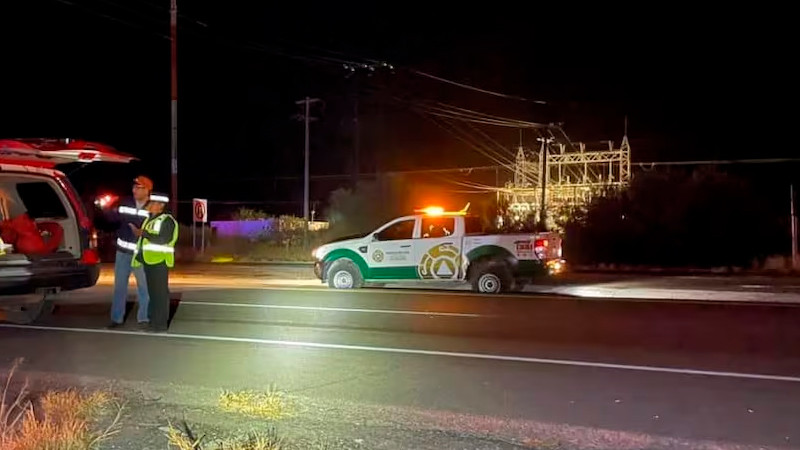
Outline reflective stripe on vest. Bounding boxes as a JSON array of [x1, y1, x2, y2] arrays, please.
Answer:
[[132, 214, 179, 268], [118, 206, 150, 218], [116, 238, 138, 251], [143, 243, 174, 253]]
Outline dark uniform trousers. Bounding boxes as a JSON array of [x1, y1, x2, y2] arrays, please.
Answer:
[[145, 262, 170, 331]]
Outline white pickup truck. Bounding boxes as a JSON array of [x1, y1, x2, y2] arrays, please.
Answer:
[[312, 207, 564, 293]]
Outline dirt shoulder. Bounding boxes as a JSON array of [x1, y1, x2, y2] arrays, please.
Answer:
[[9, 370, 780, 450]]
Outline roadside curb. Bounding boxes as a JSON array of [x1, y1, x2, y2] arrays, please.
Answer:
[[195, 260, 313, 266], [573, 266, 800, 279]]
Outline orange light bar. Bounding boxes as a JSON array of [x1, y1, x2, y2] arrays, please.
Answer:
[[417, 206, 445, 216], [414, 205, 470, 216]]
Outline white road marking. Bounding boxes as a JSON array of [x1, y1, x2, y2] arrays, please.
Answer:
[[180, 301, 484, 317], [2, 323, 800, 383]]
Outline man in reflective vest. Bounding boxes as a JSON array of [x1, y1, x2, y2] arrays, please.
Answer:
[[103, 176, 153, 329], [130, 192, 178, 333]]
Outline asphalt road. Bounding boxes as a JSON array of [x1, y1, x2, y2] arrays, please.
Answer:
[[2, 277, 800, 448], [153, 262, 800, 302]]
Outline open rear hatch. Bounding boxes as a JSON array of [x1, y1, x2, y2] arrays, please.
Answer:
[[0, 138, 135, 166], [1, 139, 135, 293]]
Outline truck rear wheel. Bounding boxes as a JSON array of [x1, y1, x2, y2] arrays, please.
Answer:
[[327, 259, 364, 290], [470, 262, 511, 294]]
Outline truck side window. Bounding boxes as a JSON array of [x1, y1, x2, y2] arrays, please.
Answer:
[[421, 217, 455, 239], [464, 216, 483, 234], [376, 219, 415, 241]]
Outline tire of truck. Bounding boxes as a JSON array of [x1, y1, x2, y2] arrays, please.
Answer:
[[327, 259, 364, 290], [469, 261, 512, 294]]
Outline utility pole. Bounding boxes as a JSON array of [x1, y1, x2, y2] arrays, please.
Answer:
[[536, 136, 553, 230], [353, 94, 360, 188], [295, 97, 321, 222], [169, 0, 178, 217], [495, 165, 500, 215], [792, 185, 798, 270]]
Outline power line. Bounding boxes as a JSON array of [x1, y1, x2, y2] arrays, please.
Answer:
[[91, 0, 167, 25], [435, 117, 516, 166], [53, 0, 368, 69], [417, 106, 548, 129], [412, 111, 516, 169], [225, 157, 800, 182], [51, 0, 170, 40], [218, 165, 502, 182], [112, 0, 208, 27], [409, 69, 547, 104], [429, 102, 550, 128], [637, 158, 800, 167]]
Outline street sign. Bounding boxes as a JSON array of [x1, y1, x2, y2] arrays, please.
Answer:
[[192, 198, 208, 255], [193, 198, 207, 223]]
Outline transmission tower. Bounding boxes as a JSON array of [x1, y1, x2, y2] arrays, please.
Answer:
[[504, 130, 631, 228]]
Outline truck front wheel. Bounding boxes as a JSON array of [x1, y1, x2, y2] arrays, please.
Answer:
[[327, 259, 364, 290], [470, 262, 511, 294]]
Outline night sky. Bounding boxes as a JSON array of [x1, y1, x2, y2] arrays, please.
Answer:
[[1, 2, 792, 219]]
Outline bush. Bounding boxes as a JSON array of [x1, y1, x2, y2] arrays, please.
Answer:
[[564, 169, 787, 268], [231, 208, 270, 221], [326, 178, 413, 240]]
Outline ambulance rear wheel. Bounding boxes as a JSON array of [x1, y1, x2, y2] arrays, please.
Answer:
[[327, 260, 364, 290]]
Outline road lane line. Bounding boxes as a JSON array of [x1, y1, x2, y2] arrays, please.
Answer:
[[179, 301, 484, 317], [3, 323, 800, 383]]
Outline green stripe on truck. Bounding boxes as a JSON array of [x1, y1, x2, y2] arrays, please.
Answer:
[[323, 250, 419, 281], [368, 266, 419, 280], [323, 249, 369, 279]]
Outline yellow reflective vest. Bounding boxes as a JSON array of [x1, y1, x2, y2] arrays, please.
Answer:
[[132, 213, 179, 268]]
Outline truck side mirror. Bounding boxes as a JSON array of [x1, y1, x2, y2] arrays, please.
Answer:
[[372, 233, 380, 242]]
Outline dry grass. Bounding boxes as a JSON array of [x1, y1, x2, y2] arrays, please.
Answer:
[[165, 386, 290, 449], [1, 358, 123, 450], [166, 422, 283, 450], [165, 421, 204, 450], [218, 387, 290, 420]]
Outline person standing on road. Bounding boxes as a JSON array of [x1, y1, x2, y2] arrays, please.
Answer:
[[103, 176, 153, 329], [130, 193, 178, 333]]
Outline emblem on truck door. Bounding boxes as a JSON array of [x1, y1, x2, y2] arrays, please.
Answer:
[[418, 243, 461, 279], [372, 249, 384, 262]]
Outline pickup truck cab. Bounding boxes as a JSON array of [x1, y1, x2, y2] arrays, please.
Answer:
[[313, 207, 564, 293]]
